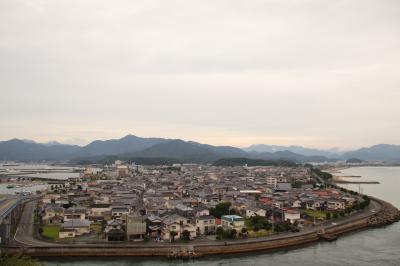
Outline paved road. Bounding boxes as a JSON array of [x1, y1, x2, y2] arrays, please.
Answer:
[[11, 198, 383, 248], [14, 200, 59, 247]]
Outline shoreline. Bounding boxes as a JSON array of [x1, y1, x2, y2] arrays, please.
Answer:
[[329, 167, 381, 184], [2, 198, 399, 259]]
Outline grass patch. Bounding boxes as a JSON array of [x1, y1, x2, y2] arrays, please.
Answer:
[[305, 209, 327, 220], [248, 229, 272, 238], [41, 225, 60, 239], [90, 223, 103, 234]]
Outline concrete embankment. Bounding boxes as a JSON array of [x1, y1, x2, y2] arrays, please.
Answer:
[[1, 233, 321, 258], [1, 199, 399, 258]]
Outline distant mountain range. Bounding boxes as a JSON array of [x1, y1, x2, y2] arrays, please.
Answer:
[[244, 144, 342, 158], [341, 144, 400, 162], [0, 134, 399, 164]]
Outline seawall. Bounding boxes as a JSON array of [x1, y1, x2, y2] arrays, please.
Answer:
[[1, 198, 399, 258]]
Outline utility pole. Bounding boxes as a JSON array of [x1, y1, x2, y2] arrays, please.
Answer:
[[271, 205, 274, 233]]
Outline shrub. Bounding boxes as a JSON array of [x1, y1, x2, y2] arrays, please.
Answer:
[[326, 213, 331, 220]]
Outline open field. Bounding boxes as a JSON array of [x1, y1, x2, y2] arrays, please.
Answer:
[[41, 225, 60, 239]]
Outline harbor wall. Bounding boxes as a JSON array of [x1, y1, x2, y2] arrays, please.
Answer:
[[1, 198, 399, 258]]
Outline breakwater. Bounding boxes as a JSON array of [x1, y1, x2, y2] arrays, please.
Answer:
[[367, 197, 400, 227], [334, 180, 380, 184]]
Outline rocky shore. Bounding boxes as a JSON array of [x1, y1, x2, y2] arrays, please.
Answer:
[[367, 198, 400, 227]]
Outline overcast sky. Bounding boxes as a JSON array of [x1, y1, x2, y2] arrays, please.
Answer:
[[1, 0, 399, 149]]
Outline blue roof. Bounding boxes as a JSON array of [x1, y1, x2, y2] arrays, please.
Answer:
[[221, 215, 244, 222]]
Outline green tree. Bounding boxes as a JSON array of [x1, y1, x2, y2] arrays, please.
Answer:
[[0, 255, 42, 266], [216, 226, 224, 236], [247, 216, 272, 230], [274, 221, 291, 233], [182, 230, 191, 241], [210, 202, 233, 218]]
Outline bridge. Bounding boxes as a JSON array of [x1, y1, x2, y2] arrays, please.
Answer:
[[0, 195, 35, 245]]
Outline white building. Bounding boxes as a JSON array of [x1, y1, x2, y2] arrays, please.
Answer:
[[266, 177, 278, 188], [284, 209, 301, 224], [246, 207, 267, 218], [195, 216, 216, 235], [221, 215, 245, 231]]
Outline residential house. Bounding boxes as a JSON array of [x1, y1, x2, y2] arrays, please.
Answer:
[[245, 207, 267, 218], [90, 204, 111, 216], [61, 219, 91, 236], [221, 215, 245, 231], [146, 214, 162, 237], [105, 219, 125, 241], [126, 214, 147, 241], [283, 209, 301, 224], [64, 208, 86, 221], [195, 215, 216, 235], [194, 205, 210, 217], [42, 206, 64, 225], [175, 203, 194, 217], [59, 228, 76, 239], [111, 206, 130, 222], [327, 200, 346, 210], [161, 214, 196, 241]]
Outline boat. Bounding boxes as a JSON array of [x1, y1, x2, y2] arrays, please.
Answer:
[[319, 233, 338, 242]]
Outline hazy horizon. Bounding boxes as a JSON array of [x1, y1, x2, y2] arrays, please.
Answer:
[[1, 0, 400, 150], [0, 133, 397, 152]]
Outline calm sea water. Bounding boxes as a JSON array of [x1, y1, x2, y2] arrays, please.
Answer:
[[42, 167, 400, 266], [0, 164, 81, 194]]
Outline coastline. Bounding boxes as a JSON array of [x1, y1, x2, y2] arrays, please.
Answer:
[[329, 167, 380, 184], [2, 197, 399, 259]]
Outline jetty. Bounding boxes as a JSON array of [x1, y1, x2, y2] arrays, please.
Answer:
[[334, 180, 380, 184]]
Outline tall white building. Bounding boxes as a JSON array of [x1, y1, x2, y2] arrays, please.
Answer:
[[266, 176, 278, 188]]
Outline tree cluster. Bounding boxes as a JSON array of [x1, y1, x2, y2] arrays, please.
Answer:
[[215, 227, 238, 240], [246, 216, 272, 231], [210, 202, 236, 218]]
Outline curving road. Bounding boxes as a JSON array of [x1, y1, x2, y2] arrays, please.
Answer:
[[11, 198, 383, 248], [14, 200, 59, 247]]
